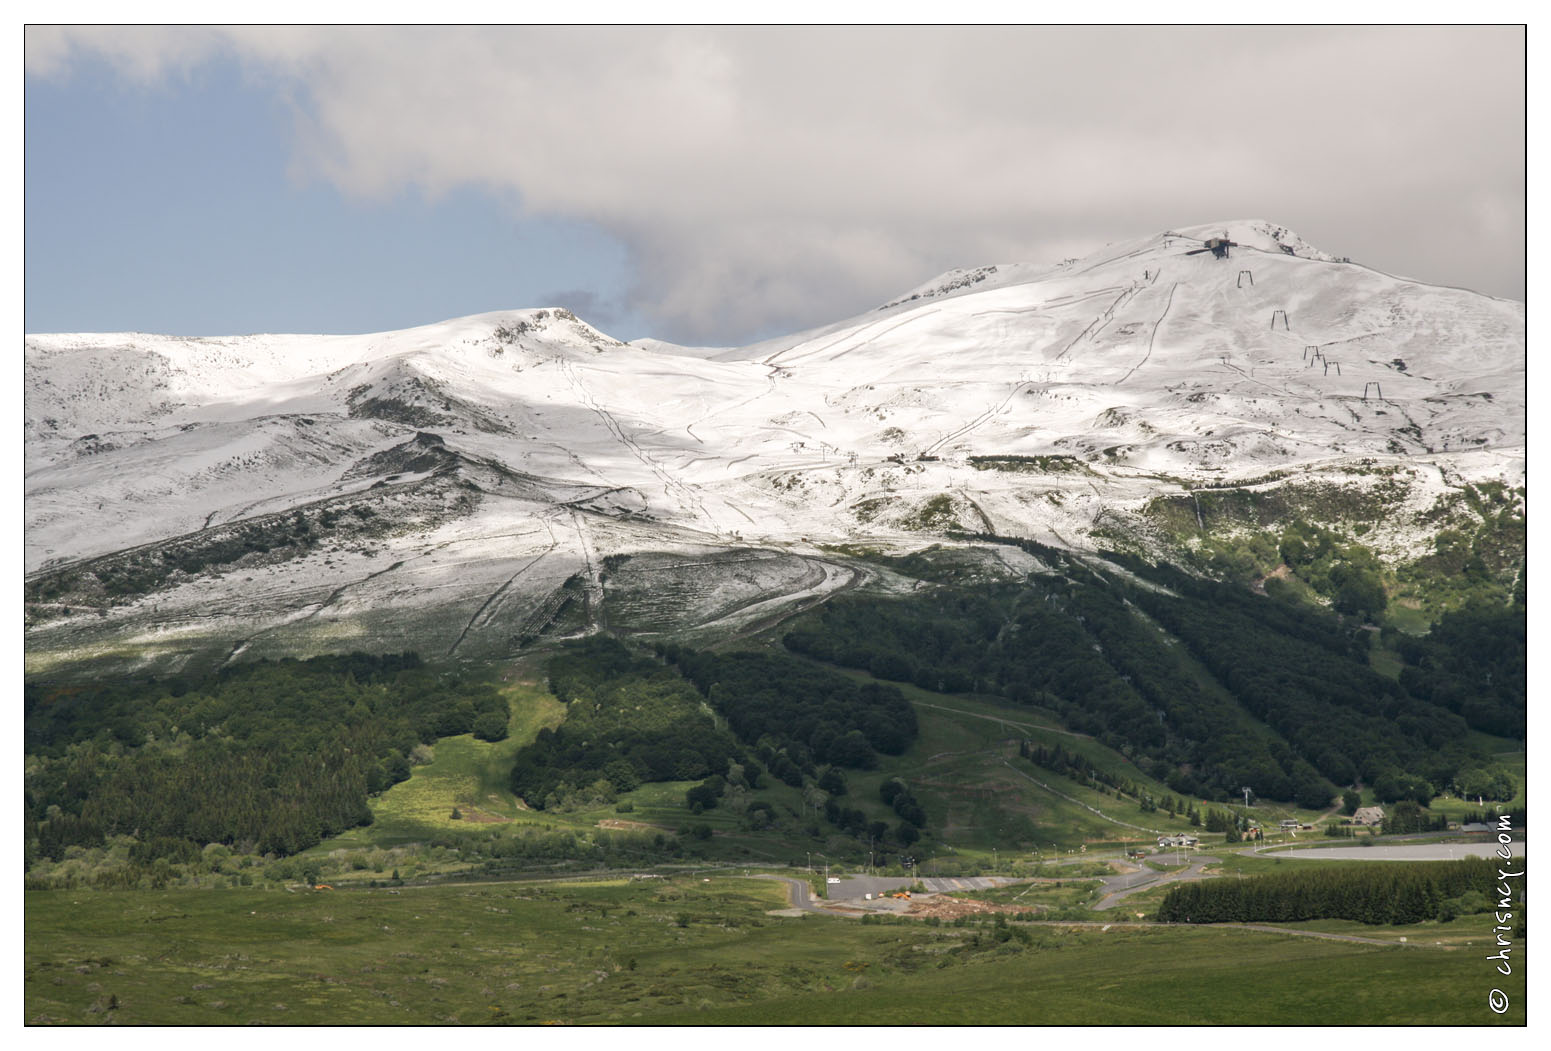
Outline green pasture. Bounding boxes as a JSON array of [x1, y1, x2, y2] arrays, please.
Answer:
[[312, 662, 1247, 878], [24, 877, 1524, 1026], [654, 921, 1522, 1025], [306, 683, 546, 838], [827, 672, 1206, 857]]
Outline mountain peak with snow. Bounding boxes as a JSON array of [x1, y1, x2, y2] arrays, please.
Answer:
[[24, 220, 1524, 673], [1168, 220, 1337, 260]]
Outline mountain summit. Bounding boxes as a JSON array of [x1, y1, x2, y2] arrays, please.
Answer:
[[24, 223, 1524, 674]]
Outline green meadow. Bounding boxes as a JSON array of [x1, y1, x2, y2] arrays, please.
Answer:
[[24, 875, 1524, 1026], [25, 638, 1525, 1026]]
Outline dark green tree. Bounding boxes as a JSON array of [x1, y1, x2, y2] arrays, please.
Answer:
[[472, 711, 509, 742]]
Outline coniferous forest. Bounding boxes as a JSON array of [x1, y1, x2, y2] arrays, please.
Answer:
[[26, 653, 509, 862], [1154, 856, 1516, 925], [781, 540, 1521, 809], [508, 637, 740, 808]]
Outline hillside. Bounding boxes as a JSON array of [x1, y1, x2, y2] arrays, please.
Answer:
[[23, 220, 1524, 676]]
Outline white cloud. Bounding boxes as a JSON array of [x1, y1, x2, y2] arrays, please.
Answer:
[[26, 25, 1526, 342], [26, 25, 232, 83]]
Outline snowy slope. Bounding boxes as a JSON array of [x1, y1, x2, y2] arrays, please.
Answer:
[[23, 221, 1525, 673]]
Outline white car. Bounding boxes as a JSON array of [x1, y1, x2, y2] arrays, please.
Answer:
[[827, 877, 841, 883]]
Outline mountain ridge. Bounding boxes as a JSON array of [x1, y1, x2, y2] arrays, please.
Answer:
[[24, 220, 1524, 675]]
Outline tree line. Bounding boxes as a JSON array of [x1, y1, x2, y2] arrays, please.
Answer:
[[660, 646, 918, 772], [508, 636, 740, 810], [26, 653, 510, 862], [1119, 558, 1477, 804], [778, 538, 1512, 810], [1392, 599, 1526, 740], [1154, 856, 1510, 925]]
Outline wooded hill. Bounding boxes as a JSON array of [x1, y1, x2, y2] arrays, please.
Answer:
[[783, 539, 1521, 809], [25, 653, 509, 863], [24, 539, 1522, 873]]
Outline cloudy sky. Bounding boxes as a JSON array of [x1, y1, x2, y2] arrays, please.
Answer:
[[24, 25, 1526, 347]]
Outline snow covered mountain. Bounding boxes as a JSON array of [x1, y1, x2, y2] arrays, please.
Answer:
[[24, 220, 1525, 675]]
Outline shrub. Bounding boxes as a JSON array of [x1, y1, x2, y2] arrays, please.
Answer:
[[472, 711, 509, 742]]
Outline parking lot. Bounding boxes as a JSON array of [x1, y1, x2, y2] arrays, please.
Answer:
[[822, 874, 1018, 902]]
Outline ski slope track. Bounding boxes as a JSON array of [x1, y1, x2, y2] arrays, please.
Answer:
[[23, 222, 1525, 675]]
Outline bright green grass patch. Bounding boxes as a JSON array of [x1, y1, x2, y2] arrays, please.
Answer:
[[1201, 847, 1446, 878], [1368, 645, 1403, 679], [315, 681, 565, 851], [826, 674, 1202, 856], [1384, 599, 1434, 636]]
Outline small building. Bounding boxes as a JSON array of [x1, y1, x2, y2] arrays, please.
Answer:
[[1279, 819, 1300, 830], [1352, 806, 1385, 827]]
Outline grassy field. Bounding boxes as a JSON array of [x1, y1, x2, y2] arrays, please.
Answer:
[[652, 922, 1521, 1025], [310, 680, 567, 850], [825, 671, 1207, 856], [25, 662, 1528, 1027], [297, 661, 1251, 885], [289, 657, 1434, 890], [24, 876, 1525, 1026]]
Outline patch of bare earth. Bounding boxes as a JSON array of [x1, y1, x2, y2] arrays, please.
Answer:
[[1252, 564, 1292, 595], [907, 896, 1042, 920]]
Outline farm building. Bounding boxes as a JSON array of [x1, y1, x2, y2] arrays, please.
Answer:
[[1352, 806, 1385, 826]]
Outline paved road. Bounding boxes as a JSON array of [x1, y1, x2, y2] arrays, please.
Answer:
[[1252, 841, 1523, 862], [754, 874, 832, 914], [1093, 855, 1220, 911]]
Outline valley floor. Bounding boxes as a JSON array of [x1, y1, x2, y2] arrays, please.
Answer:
[[23, 875, 1524, 1026]]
